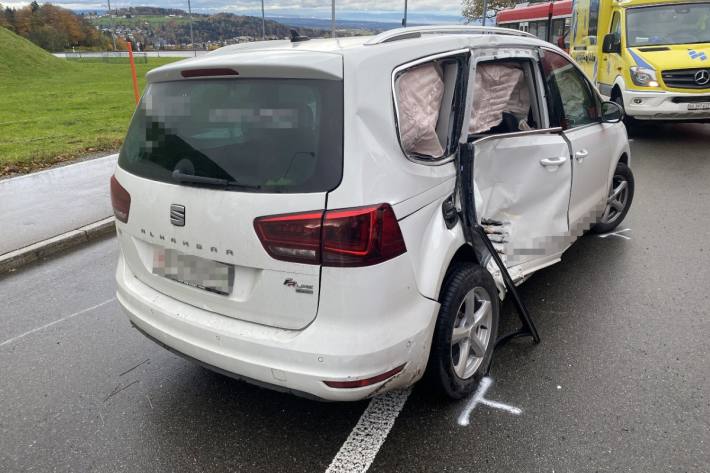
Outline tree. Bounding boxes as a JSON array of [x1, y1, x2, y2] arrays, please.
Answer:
[[462, 0, 517, 24]]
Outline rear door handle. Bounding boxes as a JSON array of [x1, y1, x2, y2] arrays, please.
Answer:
[[540, 156, 568, 171], [575, 149, 589, 162]]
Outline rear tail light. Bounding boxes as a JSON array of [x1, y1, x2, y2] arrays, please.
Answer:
[[322, 204, 407, 267], [253, 211, 323, 264], [253, 204, 406, 267], [110, 175, 131, 223], [323, 364, 406, 389]]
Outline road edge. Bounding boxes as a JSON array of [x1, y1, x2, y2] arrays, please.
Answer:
[[0, 217, 116, 274]]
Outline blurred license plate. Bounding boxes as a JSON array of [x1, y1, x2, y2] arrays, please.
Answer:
[[688, 103, 710, 110], [153, 248, 233, 295]]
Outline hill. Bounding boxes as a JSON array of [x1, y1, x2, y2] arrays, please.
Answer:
[[0, 26, 72, 76], [1, 3, 113, 52], [90, 8, 331, 49]]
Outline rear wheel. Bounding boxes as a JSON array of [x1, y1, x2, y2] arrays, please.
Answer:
[[591, 162, 634, 234], [425, 264, 499, 399]]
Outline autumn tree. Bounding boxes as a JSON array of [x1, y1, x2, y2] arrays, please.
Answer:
[[2, 3, 112, 51], [462, 0, 517, 24]]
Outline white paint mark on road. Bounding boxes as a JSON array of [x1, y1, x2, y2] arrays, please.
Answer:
[[326, 388, 411, 473], [0, 297, 116, 348], [458, 377, 522, 426], [598, 228, 632, 240]]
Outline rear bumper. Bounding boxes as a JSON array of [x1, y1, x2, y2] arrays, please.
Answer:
[[621, 89, 710, 120], [115, 254, 439, 401]]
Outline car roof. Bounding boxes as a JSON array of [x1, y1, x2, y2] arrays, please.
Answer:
[[146, 26, 548, 83], [207, 26, 540, 57]]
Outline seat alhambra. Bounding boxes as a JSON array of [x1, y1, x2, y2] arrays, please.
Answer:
[[112, 26, 634, 401]]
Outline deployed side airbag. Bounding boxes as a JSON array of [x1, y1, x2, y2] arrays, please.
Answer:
[[470, 63, 531, 134], [396, 63, 445, 157]]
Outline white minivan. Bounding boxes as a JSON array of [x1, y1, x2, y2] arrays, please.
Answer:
[[112, 26, 633, 401]]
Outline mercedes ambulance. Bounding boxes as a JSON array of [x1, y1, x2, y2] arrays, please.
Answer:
[[570, 0, 710, 122]]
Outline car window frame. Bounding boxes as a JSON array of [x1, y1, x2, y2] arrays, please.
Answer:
[[464, 46, 569, 144], [391, 49, 470, 166]]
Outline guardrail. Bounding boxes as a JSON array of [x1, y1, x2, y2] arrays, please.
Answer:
[[60, 51, 149, 63]]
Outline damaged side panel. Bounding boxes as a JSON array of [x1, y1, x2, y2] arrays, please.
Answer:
[[473, 132, 572, 272]]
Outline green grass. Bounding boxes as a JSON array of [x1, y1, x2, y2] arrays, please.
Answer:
[[0, 27, 181, 174]]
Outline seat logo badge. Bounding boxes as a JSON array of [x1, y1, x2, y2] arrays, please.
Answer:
[[283, 278, 314, 295], [170, 204, 186, 227], [694, 69, 710, 86]]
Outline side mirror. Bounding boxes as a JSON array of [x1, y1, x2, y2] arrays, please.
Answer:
[[602, 33, 621, 54], [601, 101, 624, 123]]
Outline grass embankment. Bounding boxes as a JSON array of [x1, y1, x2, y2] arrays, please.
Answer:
[[0, 27, 180, 176]]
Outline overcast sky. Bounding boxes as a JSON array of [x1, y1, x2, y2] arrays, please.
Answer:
[[1, 0, 466, 19]]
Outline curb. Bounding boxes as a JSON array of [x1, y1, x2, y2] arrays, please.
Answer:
[[0, 217, 116, 274]]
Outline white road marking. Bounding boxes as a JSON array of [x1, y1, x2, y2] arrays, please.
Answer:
[[325, 388, 411, 473], [457, 377, 522, 426], [598, 228, 632, 240], [0, 298, 116, 348]]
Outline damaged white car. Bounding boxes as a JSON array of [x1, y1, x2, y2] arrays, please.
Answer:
[[111, 26, 634, 401]]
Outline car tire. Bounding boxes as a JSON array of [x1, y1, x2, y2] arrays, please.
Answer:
[[591, 161, 635, 234], [425, 263, 500, 399]]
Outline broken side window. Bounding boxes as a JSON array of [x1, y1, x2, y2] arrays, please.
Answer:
[[394, 53, 467, 161], [469, 59, 540, 136]]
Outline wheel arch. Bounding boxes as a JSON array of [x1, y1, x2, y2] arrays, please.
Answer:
[[618, 151, 629, 167]]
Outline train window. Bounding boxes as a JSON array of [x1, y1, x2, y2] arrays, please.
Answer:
[[551, 18, 570, 49]]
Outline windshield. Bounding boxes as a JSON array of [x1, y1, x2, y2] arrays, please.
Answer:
[[626, 3, 710, 47], [118, 78, 343, 193]]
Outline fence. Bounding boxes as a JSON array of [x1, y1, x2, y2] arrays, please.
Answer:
[[62, 51, 149, 64]]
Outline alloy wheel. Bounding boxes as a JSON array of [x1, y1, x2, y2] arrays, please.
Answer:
[[450, 286, 493, 379], [600, 174, 629, 225]]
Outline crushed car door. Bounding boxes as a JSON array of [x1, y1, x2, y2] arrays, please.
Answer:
[[472, 131, 572, 276], [464, 49, 573, 278]]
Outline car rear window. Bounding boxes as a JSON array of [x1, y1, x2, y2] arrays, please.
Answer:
[[118, 78, 343, 193]]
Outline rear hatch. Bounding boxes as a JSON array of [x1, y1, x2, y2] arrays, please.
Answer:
[[114, 71, 343, 330]]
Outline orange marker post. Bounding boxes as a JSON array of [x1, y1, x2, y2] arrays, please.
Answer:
[[127, 42, 140, 105]]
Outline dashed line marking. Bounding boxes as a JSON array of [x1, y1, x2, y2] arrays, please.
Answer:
[[325, 388, 411, 473], [0, 298, 116, 348], [458, 377, 522, 427]]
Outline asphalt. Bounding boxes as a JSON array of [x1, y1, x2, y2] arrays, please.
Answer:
[[1, 123, 709, 472], [0, 154, 117, 255]]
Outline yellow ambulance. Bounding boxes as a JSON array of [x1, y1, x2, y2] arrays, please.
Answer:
[[570, 0, 710, 122]]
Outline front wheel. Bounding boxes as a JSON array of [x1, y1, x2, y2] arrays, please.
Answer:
[[613, 92, 636, 130], [591, 162, 635, 234], [425, 264, 500, 399]]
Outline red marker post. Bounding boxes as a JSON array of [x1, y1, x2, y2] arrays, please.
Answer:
[[126, 41, 140, 105]]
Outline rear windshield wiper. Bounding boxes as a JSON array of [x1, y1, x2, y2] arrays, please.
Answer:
[[171, 170, 261, 190]]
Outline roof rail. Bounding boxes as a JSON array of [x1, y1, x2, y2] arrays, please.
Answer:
[[364, 25, 536, 45]]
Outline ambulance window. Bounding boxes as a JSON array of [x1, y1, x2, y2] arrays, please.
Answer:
[[589, 0, 601, 36], [610, 12, 621, 39]]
